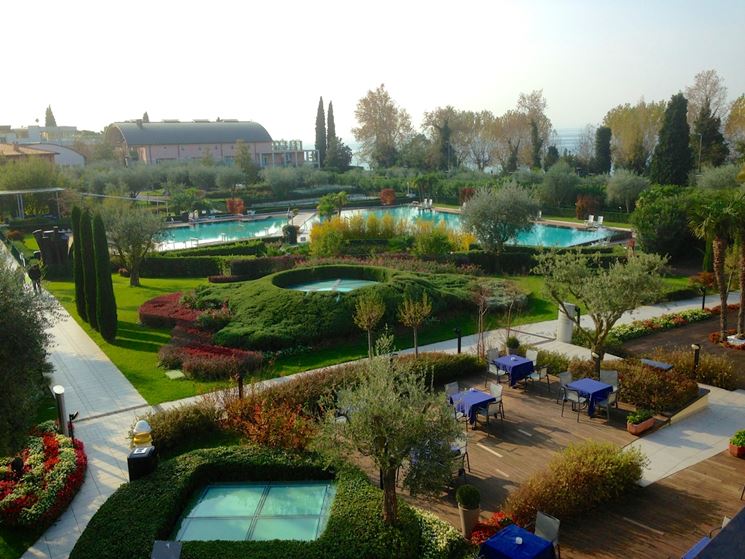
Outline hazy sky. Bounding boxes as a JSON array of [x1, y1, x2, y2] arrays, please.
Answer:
[[4, 0, 744, 146]]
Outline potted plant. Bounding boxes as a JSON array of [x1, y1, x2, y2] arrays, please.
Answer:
[[729, 430, 745, 458], [505, 336, 520, 356], [626, 409, 655, 436], [456, 484, 481, 538]]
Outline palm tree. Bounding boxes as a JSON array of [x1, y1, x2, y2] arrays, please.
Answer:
[[690, 191, 739, 340], [733, 192, 745, 338]]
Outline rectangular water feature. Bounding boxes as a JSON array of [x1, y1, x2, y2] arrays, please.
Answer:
[[174, 481, 336, 542]]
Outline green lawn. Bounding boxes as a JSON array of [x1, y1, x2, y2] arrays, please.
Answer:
[[0, 527, 42, 559], [541, 215, 632, 229]]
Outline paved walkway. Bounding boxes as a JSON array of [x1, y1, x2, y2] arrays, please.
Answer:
[[6, 233, 741, 559]]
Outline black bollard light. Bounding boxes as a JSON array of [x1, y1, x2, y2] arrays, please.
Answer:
[[454, 328, 462, 354], [591, 352, 601, 376], [691, 343, 701, 375]]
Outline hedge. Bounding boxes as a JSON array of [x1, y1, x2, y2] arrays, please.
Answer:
[[229, 255, 300, 279], [140, 255, 224, 278], [69, 446, 470, 559], [164, 239, 267, 258], [6, 216, 71, 232]]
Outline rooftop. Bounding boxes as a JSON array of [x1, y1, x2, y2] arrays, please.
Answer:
[[0, 143, 54, 157], [110, 120, 273, 146]]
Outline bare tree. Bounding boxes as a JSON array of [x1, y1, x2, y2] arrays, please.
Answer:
[[686, 69, 729, 125]]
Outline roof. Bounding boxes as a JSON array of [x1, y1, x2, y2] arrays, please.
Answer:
[[0, 187, 65, 196], [111, 121, 273, 146], [0, 143, 55, 157]]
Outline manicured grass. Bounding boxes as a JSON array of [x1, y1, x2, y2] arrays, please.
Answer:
[[44, 275, 227, 405], [0, 527, 42, 559], [541, 215, 632, 229]]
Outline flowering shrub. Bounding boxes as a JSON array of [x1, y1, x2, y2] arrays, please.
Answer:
[[416, 509, 471, 559], [710, 329, 745, 353], [225, 397, 316, 451], [611, 308, 713, 342], [158, 342, 263, 380], [225, 198, 245, 215], [0, 424, 87, 529], [138, 292, 200, 328], [470, 511, 514, 545], [195, 305, 231, 332], [379, 188, 396, 205]]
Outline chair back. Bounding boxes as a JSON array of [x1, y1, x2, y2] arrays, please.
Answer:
[[445, 381, 459, 396], [525, 349, 538, 366], [535, 511, 560, 544], [587, 214, 594, 223], [597, 215, 604, 225], [488, 382, 503, 400], [558, 371, 572, 387], [599, 370, 618, 387], [486, 348, 499, 362], [487, 402, 501, 416]]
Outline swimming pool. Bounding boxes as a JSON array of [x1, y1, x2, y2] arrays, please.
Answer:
[[161, 206, 614, 249], [174, 481, 336, 542]]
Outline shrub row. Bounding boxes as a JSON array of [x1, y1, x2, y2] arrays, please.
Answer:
[[158, 341, 264, 381], [229, 255, 300, 279], [140, 255, 224, 278], [610, 308, 713, 342], [165, 239, 267, 258], [130, 401, 223, 456], [139, 292, 200, 329], [69, 446, 469, 559], [504, 441, 646, 526], [0, 423, 87, 529]]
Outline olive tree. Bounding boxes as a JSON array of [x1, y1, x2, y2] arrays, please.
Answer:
[[606, 169, 649, 213], [461, 183, 539, 253], [313, 339, 460, 525], [103, 203, 165, 287], [533, 250, 666, 356]]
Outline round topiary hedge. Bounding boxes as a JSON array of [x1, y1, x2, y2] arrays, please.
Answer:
[[70, 445, 469, 559]]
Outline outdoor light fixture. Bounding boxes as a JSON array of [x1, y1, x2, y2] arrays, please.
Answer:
[[691, 343, 701, 374], [591, 351, 601, 375], [453, 328, 462, 354], [52, 385, 69, 437]]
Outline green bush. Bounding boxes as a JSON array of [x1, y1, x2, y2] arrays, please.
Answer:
[[139, 256, 223, 278], [131, 401, 222, 456], [166, 240, 267, 258], [627, 409, 653, 425], [229, 255, 299, 279], [535, 350, 570, 375], [401, 353, 483, 387], [730, 430, 745, 447], [647, 346, 736, 390], [618, 361, 699, 413], [455, 485, 480, 509], [505, 441, 647, 526]]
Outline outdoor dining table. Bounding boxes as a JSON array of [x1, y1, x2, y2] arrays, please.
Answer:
[[450, 388, 495, 426], [493, 355, 535, 387], [640, 358, 674, 371], [480, 524, 555, 559], [681, 536, 711, 559], [566, 378, 613, 416]]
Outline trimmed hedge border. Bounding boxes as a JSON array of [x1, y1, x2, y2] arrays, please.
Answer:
[[69, 446, 471, 559]]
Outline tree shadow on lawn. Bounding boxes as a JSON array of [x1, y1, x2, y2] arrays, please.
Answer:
[[113, 322, 170, 353]]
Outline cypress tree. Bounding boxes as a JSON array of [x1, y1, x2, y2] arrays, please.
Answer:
[[327, 101, 336, 150], [315, 97, 326, 167], [79, 209, 98, 330], [594, 126, 612, 174], [530, 119, 543, 169], [71, 206, 87, 321], [45, 105, 57, 127], [650, 93, 693, 186], [692, 101, 728, 169], [142, 111, 150, 123], [93, 213, 117, 342]]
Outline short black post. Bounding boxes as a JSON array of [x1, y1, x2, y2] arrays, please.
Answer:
[[692, 343, 701, 375], [454, 328, 462, 354], [237, 372, 245, 400], [701, 290, 706, 311]]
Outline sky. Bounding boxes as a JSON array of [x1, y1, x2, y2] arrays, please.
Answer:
[[3, 0, 745, 147]]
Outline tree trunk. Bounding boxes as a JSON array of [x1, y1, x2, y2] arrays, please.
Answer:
[[713, 236, 728, 339], [381, 467, 398, 525], [413, 328, 418, 357], [367, 329, 373, 360], [739, 237, 745, 338], [130, 267, 141, 287]]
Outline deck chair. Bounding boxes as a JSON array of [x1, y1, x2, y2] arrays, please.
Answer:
[[599, 370, 619, 407], [526, 349, 550, 392], [536, 210, 543, 220], [586, 214, 595, 227], [535, 511, 561, 558], [445, 381, 459, 397], [597, 215, 604, 226], [486, 348, 509, 384]]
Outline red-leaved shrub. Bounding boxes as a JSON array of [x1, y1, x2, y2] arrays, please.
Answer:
[[379, 188, 396, 205], [139, 292, 200, 328], [158, 342, 263, 380]]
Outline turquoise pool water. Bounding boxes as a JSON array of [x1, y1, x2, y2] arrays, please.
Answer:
[[174, 481, 336, 542], [162, 207, 613, 248], [288, 279, 380, 292]]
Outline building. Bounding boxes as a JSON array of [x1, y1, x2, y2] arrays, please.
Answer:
[[0, 125, 80, 146], [0, 143, 56, 163], [24, 143, 86, 166], [106, 120, 318, 167]]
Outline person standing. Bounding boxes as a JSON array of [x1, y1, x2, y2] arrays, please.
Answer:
[[27, 263, 42, 294]]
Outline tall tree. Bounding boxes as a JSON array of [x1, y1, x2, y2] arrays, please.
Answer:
[[325, 137, 353, 171], [685, 69, 728, 126], [45, 105, 57, 127], [603, 100, 665, 171], [142, 111, 150, 123], [692, 100, 729, 170], [104, 203, 164, 287], [530, 119, 543, 168], [353, 84, 412, 168], [606, 169, 649, 213], [517, 90, 552, 164], [398, 293, 432, 357], [544, 145, 560, 169], [0, 259, 56, 455], [79, 208, 98, 330], [326, 101, 336, 150], [649, 93, 693, 186], [594, 126, 612, 174], [234, 140, 259, 184], [463, 110, 497, 171], [71, 206, 87, 321], [315, 97, 327, 167], [724, 95, 745, 161], [354, 293, 386, 359], [93, 212, 118, 342]]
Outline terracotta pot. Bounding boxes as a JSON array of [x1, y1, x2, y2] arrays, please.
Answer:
[[627, 417, 655, 436], [458, 505, 481, 538], [729, 443, 745, 458]]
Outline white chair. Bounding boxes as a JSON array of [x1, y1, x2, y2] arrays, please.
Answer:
[[597, 215, 604, 226], [556, 372, 573, 404], [709, 516, 731, 537], [535, 511, 561, 558], [586, 214, 595, 227], [536, 210, 542, 220], [561, 387, 587, 422], [480, 382, 505, 424], [452, 431, 471, 473], [487, 348, 509, 384], [595, 391, 617, 420], [599, 370, 619, 407], [526, 349, 550, 392]]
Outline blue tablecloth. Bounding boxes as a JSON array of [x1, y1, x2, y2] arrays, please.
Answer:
[[566, 378, 613, 416], [493, 356, 535, 386], [681, 536, 711, 558], [450, 389, 495, 425], [640, 358, 674, 371], [481, 524, 555, 559]]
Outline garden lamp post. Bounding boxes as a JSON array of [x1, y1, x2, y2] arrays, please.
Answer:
[[691, 343, 701, 376], [53, 385, 69, 436], [591, 352, 601, 376], [453, 328, 462, 354]]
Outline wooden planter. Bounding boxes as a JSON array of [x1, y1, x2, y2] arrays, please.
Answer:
[[627, 417, 655, 436], [729, 443, 745, 458], [458, 505, 481, 538]]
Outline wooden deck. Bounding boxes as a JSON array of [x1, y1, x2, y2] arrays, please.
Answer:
[[357, 371, 745, 558]]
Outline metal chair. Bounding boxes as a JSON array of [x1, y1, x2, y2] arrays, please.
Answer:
[[556, 372, 573, 404], [526, 348, 551, 392], [709, 516, 731, 537], [535, 511, 561, 558], [486, 348, 509, 384], [445, 381, 459, 397], [599, 370, 619, 403], [561, 387, 587, 422], [595, 391, 617, 421], [453, 432, 471, 473], [486, 382, 505, 421], [451, 452, 468, 484]]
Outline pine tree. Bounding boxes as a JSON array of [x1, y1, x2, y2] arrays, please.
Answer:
[[315, 97, 327, 167], [327, 101, 336, 150], [594, 126, 612, 174], [71, 206, 87, 321], [692, 100, 728, 170], [142, 111, 150, 123], [79, 209, 98, 330], [45, 105, 57, 127], [93, 213, 117, 341], [650, 93, 693, 186]]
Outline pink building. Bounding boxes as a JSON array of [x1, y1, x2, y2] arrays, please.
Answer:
[[107, 120, 318, 167]]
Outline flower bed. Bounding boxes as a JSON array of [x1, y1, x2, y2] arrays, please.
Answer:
[[138, 292, 200, 329], [611, 308, 713, 342], [709, 329, 745, 351], [0, 424, 87, 529], [158, 342, 263, 381], [470, 512, 515, 546]]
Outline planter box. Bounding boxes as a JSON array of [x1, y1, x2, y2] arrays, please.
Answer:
[[627, 417, 655, 436], [458, 505, 481, 538], [729, 443, 745, 458]]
